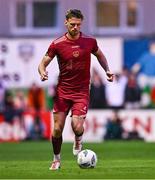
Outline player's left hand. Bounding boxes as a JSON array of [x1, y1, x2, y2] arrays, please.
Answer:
[[106, 71, 114, 82]]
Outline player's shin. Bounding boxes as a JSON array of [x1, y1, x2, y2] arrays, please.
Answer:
[[51, 136, 62, 160], [75, 130, 83, 142], [49, 136, 62, 170]]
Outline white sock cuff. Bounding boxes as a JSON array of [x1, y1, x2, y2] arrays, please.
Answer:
[[53, 154, 60, 161]]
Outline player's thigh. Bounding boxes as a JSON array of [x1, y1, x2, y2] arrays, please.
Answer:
[[53, 97, 71, 129], [53, 96, 72, 114], [71, 98, 89, 128]]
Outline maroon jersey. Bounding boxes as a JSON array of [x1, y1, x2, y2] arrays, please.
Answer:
[[47, 32, 98, 99]]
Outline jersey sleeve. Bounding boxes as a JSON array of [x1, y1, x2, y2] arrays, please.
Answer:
[[47, 42, 56, 59], [91, 39, 98, 54]]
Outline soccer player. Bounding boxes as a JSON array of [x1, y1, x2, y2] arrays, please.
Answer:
[[38, 9, 114, 170]]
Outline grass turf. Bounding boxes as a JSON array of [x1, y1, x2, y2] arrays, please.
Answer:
[[0, 140, 155, 179]]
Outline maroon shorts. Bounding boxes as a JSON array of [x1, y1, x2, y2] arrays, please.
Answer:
[[53, 97, 89, 116]]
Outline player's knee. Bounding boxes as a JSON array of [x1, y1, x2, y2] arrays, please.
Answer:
[[72, 115, 85, 133], [53, 127, 62, 137], [73, 124, 82, 132], [72, 123, 84, 135], [74, 127, 84, 137]]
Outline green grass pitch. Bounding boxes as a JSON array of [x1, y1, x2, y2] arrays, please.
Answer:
[[0, 140, 155, 179]]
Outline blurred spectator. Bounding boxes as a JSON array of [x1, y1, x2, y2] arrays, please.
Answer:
[[27, 82, 46, 140], [3, 88, 27, 127], [124, 72, 141, 109], [13, 89, 27, 126], [27, 82, 46, 112], [104, 111, 124, 140], [132, 40, 155, 89], [105, 73, 127, 109], [3, 90, 15, 124], [14, 89, 27, 110], [89, 68, 107, 109], [28, 115, 44, 140]]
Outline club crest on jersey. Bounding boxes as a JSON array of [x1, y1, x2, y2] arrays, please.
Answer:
[[72, 51, 79, 57]]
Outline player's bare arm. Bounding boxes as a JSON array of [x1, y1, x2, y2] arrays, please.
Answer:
[[93, 48, 114, 82], [38, 54, 53, 81]]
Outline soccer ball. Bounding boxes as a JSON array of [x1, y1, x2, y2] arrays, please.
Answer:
[[77, 149, 97, 168]]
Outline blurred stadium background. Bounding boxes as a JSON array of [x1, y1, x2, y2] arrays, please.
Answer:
[[0, 0, 155, 144]]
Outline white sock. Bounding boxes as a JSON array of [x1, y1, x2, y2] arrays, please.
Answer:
[[53, 154, 60, 161]]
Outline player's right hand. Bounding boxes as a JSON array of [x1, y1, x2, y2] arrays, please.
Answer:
[[40, 71, 48, 81]]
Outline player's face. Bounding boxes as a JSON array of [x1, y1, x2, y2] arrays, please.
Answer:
[[65, 17, 82, 37]]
